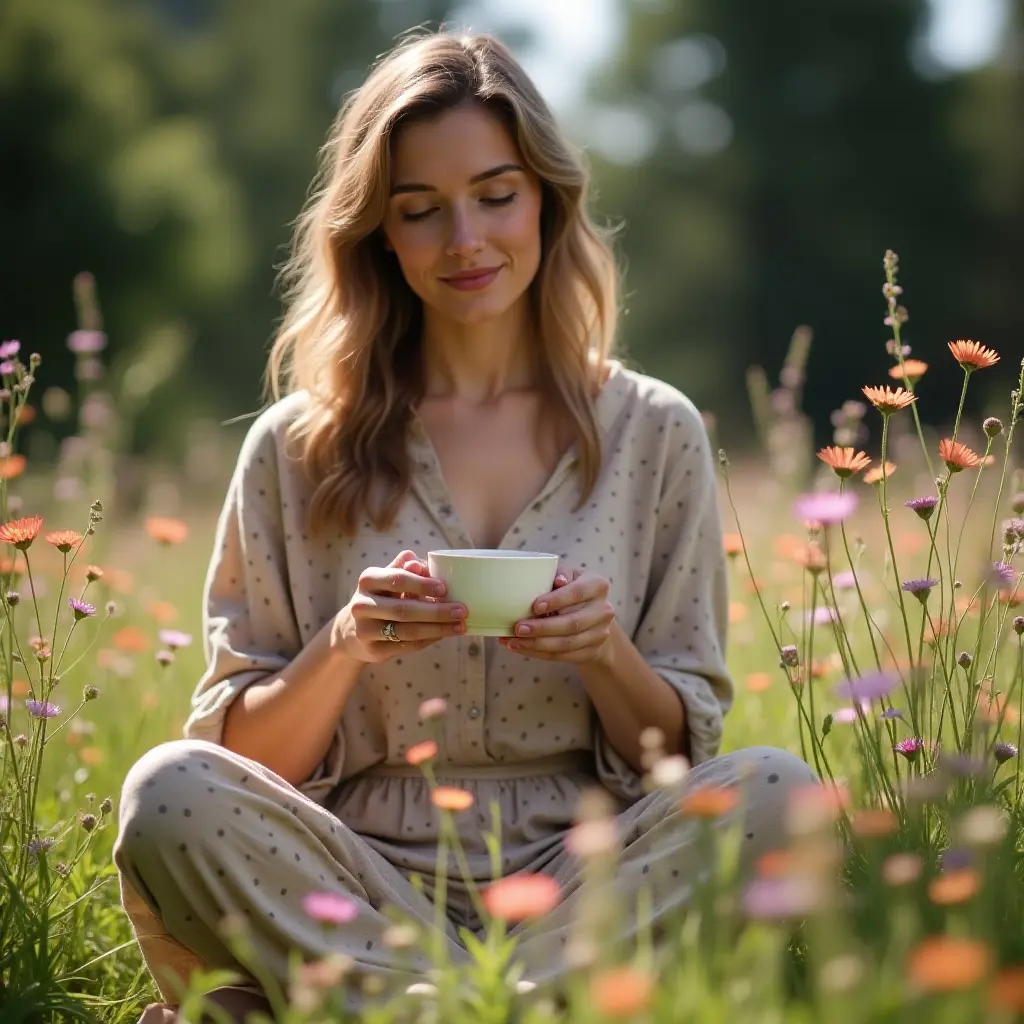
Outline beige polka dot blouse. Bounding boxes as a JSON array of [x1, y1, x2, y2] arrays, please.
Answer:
[[183, 359, 734, 855]]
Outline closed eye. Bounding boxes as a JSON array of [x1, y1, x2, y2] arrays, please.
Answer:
[[482, 193, 517, 207]]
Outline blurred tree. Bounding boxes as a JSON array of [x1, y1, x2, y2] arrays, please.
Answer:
[[583, 0, 1014, 452]]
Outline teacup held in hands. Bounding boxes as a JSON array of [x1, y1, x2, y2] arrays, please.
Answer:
[[426, 549, 559, 637]]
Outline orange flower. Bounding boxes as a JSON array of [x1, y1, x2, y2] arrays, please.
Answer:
[[796, 543, 826, 574], [405, 740, 438, 766], [145, 516, 188, 545], [0, 555, 27, 576], [680, 784, 739, 818], [45, 530, 83, 553], [84, 564, 104, 582], [939, 438, 981, 472], [589, 965, 655, 1018], [888, 359, 928, 383], [863, 461, 896, 485], [16, 404, 36, 425], [989, 967, 1024, 1012], [948, 339, 999, 371], [907, 936, 991, 992], [746, 671, 772, 693], [928, 868, 980, 905], [431, 787, 474, 812], [861, 385, 917, 414], [756, 849, 795, 878], [722, 533, 743, 558], [817, 446, 871, 478], [482, 873, 561, 922], [112, 626, 149, 653], [0, 454, 26, 480], [80, 746, 105, 766], [850, 808, 896, 838], [11, 678, 29, 697], [0, 515, 43, 550], [728, 601, 748, 623], [146, 599, 178, 623]]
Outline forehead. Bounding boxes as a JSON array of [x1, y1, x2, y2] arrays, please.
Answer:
[[389, 104, 522, 183]]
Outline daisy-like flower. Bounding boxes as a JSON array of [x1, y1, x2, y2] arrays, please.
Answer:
[[431, 787, 474, 812], [905, 496, 938, 521], [158, 628, 192, 650], [0, 340, 20, 359], [793, 491, 858, 525], [25, 700, 61, 719], [144, 517, 189, 546], [834, 670, 898, 703], [301, 891, 359, 925], [902, 578, 938, 603], [863, 461, 896, 485], [948, 339, 999, 371], [994, 741, 1018, 765], [680, 784, 739, 818], [0, 515, 43, 551], [939, 438, 981, 472], [589, 965, 655, 1018], [816, 447, 871, 478], [907, 936, 991, 993], [68, 597, 96, 620], [46, 530, 82, 553], [0, 455, 26, 481], [894, 737, 925, 762], [888, 359, 928, 383], [861, 385, 917, 415], [722, 532, 744, 557], [482, 873, 561, 922], [405, 740, 437, 766]]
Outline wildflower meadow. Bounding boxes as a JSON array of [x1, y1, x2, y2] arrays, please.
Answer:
[[2, 251, 1024, 1022]]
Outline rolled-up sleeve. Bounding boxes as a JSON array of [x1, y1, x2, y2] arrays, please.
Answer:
[[594, 398, 734, 799], [183, 416, 301, 747]]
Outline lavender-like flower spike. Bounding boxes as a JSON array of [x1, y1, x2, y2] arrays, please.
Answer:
[[994, 741, 1018, 765], [901, 578, 938, 603], [894, 737, 925, 762], [905, 496, 938, 521], [68, 597, 96, 620]]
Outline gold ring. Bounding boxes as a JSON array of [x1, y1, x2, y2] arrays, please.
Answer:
[[381, 621, 401, 643]]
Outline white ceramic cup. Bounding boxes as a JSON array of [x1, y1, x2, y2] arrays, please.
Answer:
[[426, 549, 560, 637]]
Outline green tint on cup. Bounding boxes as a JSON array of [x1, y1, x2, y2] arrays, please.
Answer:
[[426, 549, 559, 637]]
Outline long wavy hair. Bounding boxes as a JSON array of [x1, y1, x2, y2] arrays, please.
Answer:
[[266, 29, 621, 537]]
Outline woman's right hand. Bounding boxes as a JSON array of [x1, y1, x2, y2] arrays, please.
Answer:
[[331, 550, 467, 663]]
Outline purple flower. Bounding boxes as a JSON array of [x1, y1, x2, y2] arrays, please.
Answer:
[[894, 737, 925, 762], [741, 877, 823, 920], [1004, 518, 1024, 544], [834, 671, 898, 703], [832, 570, 858, 590], [905, 495, 939, 521], [156, 649, 174, 667], [940, 847, 973, 872], [302, 891, 359, 925], [881, 706, 904, 720], [794, 491, 858, 525], [25, 837, 55, 857], [808, 606, 839, 625], [158, 629, 193, 650], [0, 361, 15, 376], [901, 578, 938, 603], [0, 340, 21, 360], [68, 598, 96, 620], [993, 562, 1017, 587], [66, 330, 107, 355], [833, 703, 869, 724], [25, 700, 61, 719], [994, 741, 1018, 765], [0, 695, 7, 713]]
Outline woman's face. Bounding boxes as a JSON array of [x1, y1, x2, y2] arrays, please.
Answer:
[[382, 103, 544, 328]]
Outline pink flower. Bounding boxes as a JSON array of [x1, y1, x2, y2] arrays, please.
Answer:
[[67, 330, 107, 354], [301, 891, 359, 925], [793, 491, 858, 525], [158, 629, 192, 650]]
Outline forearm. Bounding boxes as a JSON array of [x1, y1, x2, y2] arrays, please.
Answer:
[[576, 621, 687, 773], [221, 620, 364, 787]]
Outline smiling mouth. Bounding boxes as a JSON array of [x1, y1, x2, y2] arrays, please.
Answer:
[[441, 267, 502, 291]]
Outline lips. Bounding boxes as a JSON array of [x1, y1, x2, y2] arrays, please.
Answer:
[[441, 266, 502, 292]]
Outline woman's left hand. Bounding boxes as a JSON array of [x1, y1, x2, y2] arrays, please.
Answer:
[[498, 566, 616, 664]]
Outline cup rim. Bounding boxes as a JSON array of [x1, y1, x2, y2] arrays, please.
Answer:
[[427, 549, 558, 560]]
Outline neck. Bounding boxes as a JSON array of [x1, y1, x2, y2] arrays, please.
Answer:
[[419, 298, 541, 403]]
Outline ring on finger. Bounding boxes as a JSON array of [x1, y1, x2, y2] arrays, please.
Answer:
[[381, 620, 402, 643]]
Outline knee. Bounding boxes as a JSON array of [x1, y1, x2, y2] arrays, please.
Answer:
[[117, 739, 236, 855], [739, 746, 818, 793]]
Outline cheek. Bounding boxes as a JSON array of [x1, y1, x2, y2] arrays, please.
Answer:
[[503, 201, 543, 271]]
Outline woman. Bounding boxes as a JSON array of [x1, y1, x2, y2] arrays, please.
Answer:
[[117, 29, 815, 1022]]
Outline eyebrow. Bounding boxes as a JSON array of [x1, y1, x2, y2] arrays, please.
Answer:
[[390, 162, 524, 195]]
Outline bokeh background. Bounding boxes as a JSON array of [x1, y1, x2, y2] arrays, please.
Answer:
[[2, 0, 1022, 506]]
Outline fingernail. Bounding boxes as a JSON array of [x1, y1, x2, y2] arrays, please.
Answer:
[[535, 601, 548, 613], [555, 576, 568, 586], [517, 624, 531, 636], [450, 607, 465, 619]]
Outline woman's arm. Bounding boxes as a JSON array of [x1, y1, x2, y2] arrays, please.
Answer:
[[221, 619, 363, 787]]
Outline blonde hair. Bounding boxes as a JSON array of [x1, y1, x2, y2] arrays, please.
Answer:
[[267, 29, 620, 536]]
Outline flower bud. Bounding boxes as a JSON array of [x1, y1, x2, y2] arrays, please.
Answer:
[[5, 591, 19, 606], [29, 354, 40, 367], [91, 500, 103, 513], [958, 651, 973, 669], [781, 644, 800, 667], [83, 684, 99, 701], [79, 813, 98, 832], [717, 448, 729, 469], [99, 797, 113, 815], [984, 416, 1003, 438], [55, 861, 71, 877], [1014, 616, 1024, 636], [156, 649, 174, 667], [781, 600, 791, 613], [12, 733, 28, 747]]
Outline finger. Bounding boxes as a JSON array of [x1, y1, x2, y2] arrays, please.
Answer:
[[360, 566, 447, 600], [361, 593, 467, 625], [532, 573, 607, 615], [372, 619, 463, 644], [513, 600, 612, 639], [504, 625, 610, 657]]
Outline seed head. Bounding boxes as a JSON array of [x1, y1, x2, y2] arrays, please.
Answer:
[[1014, 616, 1024, 636], [994, 742, 1018, 765], [781, 645, 800, 668], [13, 733, 28, 747], [99, 797, 113, 815], [984, 416, 1004, 437], [83, 684, 99, 701], [79, 813, 98, 833], [957, 651, 973, 669], [5, 590, 19, 606]]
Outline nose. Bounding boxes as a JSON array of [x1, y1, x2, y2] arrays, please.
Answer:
[[445, 205, 484, 258]]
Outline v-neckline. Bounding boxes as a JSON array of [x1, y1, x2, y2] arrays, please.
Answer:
[[407, 360, 624, 550]]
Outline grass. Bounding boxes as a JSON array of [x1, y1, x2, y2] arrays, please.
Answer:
[[2, 250, 1024, 1022]]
